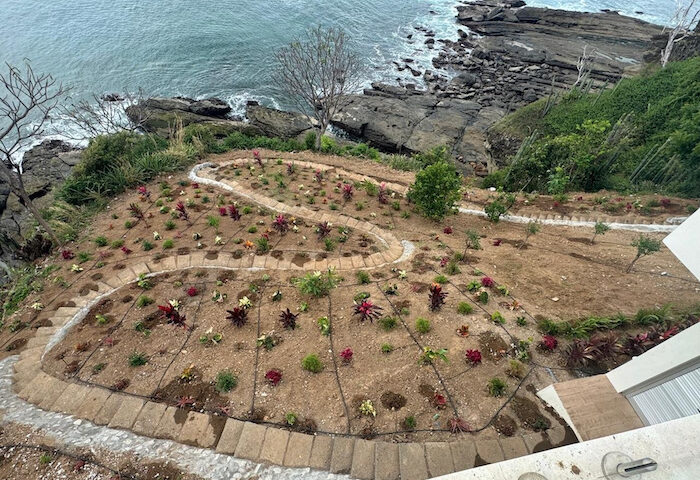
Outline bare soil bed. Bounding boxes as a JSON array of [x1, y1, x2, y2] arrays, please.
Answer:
[[4, 149, 698, 444]]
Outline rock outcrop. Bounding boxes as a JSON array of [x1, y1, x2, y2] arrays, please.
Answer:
[[0, 140, 81, 265], [245, 102, 316, 140], [329, 1, 663, 172], [127, 97, 263, 138]]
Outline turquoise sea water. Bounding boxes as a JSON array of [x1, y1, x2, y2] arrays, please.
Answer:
[[0, 0, 678, 117]]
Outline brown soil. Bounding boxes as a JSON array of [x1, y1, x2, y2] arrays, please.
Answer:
[[4, 150, 698, 444]]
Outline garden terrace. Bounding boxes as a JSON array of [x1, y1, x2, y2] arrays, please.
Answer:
[[5, 149, 699, 479]]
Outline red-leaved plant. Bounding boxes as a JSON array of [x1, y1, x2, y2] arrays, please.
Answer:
[[286, 162, 296, 175], [137, 185, 150, 200], [279, 308, 299, 330], [342, 183, 353, 200], [227, 204, 241, 221], [175, 201, 189, 222], [378, 182, 388, 204], [339, 347, 353, 364], [539, 335, 558, 351], [186, 286, 198, 297], [465, 349, 482, 365], [316, 221, 332, 239], [219, 207, 228, 216], [432, 392, 447, 409], [273, 214, 289, 234], [265, 369, 282, 386], [443, 226, 453, 234], [62, 249, 75, 260], [226, 307, 248, 327], [128, 203, 148, 226], [428, 283, 447, 311], [447, 417, 471, 433], [253, 149, 263, 167], [121, 246, 132, 255], [314, 169, 323, 183], [354, 299, 383, 323], [481, 276, 495, 288], [158, 303, 187, 329]]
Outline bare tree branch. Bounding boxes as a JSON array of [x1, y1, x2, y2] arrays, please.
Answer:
[[661, 0, 700, 67], [275, 26, 362, 149], [0, 61, 67, 244], [58, 88, 152, 140]]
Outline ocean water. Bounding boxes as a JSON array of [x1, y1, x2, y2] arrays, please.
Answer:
[[0, 0, 678, 117]]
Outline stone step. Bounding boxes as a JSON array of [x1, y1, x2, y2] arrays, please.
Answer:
[[330, 436, 355, 474], [399, 443, 429, 480]]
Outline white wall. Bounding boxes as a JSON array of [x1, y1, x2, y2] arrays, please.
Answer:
[[663, 208, 700, 281], [606, 323, 700, 394], [433, 414, 700, 480]]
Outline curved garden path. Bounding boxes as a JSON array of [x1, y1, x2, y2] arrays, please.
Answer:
[[12, 156, 663, 480]]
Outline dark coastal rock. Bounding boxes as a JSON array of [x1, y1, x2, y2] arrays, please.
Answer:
[[0, 140, 81, 266], [245, 102, 316, 140], [127, 97, 260, 137]]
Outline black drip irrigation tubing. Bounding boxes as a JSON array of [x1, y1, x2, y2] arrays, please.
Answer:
[[249, 283, 266, 417], [0, 443, 139, 480], [376, 282, 460, 420], [327, 294, 352, 434]]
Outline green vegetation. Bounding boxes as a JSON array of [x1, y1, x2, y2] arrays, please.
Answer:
[[486, 58, 700, 196], [215, 370, 238, 392], [128, 351, 148, 367], [381, 343, 394, 353], [0, 265, 57, 321], [457, 302, 473, 315], [628, 235, 662, 272], [293, 269, 341, 297], [379, 316, 398, 331], [301, 353, 324, 373], [407, 158, 462, 220], [487, 377, 507, 397], [415, 317, 431, 333]]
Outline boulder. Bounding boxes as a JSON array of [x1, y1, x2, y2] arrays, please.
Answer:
[[0, 140, 81, 266], [245, 102, 316, 140], [127, 97, 259, 138]]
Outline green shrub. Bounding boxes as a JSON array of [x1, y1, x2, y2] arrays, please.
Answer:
[[94, 236, 108, 247], [301, 354, 324, 373], [128, 351, 148, 367], [433, 275, 448, 284], [162, 239, 174, 249], [110, 239, 124, 249], [357, 271, 371, 284], [457, 302, 473, 315], [381, 343, 394, 353], [215, 370, 238, 392], [487, 377, 507, 397], [379, 316, 398, 331], [136, 295, 154, 308], [407, 160, 462, 220], [293, 269, 341, 297], [415, 317, 431, 333]]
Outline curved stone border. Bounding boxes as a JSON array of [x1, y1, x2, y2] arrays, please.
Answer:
[[193, 157, 685, 233], [12, 258, 570, 480], [191, 161, 407, 265], [9, 158, 575, 480], [459, 207, 683, 233]]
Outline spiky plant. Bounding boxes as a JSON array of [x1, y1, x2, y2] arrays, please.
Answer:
[[158, 303, 187, 329], [253, 149, 263, 167], [279, 308, 299, 330], [342, 183, 353, 200], [565, 339, 599, 368], [128, 203, 148, 226], [286, 162, 296, 175], [377, 182, 388, 204], [447, 417, 471, 433], [354, 299, 382, 323], [273, 214, 289, 234], [589, 333, 623, 359], [227, 204, 241, 221], [316, 221, 332, 239], [428, 283, 447, 311], [226, 307, 249, 327], [175, 201, 189, 222]]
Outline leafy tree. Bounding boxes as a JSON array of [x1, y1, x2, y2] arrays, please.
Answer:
[[627, 235, 662, 273], [408, 160, 462, 220], [591, 221, 610, 244], [520, 221, 540, 249]]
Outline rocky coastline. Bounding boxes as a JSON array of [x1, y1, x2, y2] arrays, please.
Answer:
[[2, 0, 692, 268]]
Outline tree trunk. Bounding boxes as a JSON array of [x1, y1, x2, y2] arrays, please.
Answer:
[[626, 254, 640, 273], [590, 232, 597, 245]]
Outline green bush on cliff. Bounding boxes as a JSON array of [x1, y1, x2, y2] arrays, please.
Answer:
[[60, 131, 198, 205], [487, 57, 700, 196], [408, 160, 462, 220]]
